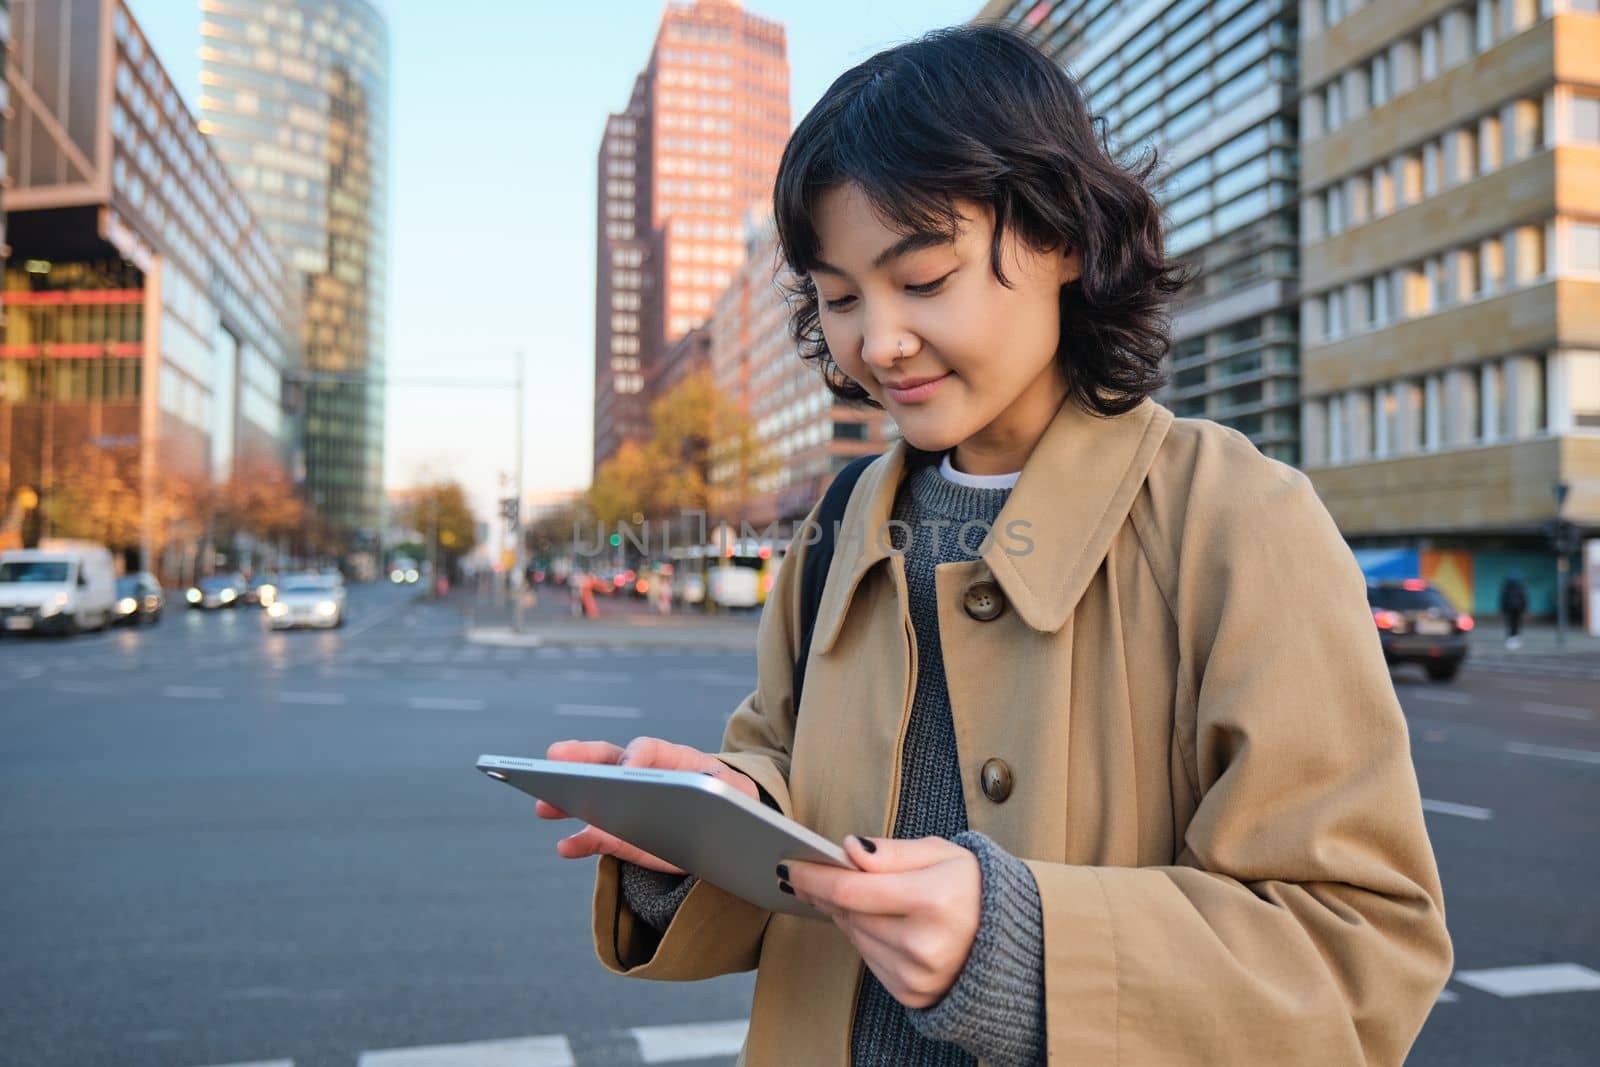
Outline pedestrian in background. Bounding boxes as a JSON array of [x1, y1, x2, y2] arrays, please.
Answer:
[[538, 25, 1450, 1066], [1500, 570, 1528, 650]]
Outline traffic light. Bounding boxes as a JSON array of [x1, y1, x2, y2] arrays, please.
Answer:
[[500, 497, 520, 528]]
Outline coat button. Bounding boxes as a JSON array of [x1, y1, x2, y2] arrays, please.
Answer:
[[962, 581, 1005, 622], [980, 758, 1013, 803]]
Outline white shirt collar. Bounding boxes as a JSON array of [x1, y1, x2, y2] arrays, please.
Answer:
[[939, 451, 1021, 490]]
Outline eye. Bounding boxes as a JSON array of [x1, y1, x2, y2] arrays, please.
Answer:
[[906, 271, 953, 295], [823, 294, 857, 312]]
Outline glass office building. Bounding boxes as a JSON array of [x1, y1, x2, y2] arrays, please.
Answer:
[[1, 0, 300, 570], [199, 0, 390, 553], [980, 0, 1304, 463]]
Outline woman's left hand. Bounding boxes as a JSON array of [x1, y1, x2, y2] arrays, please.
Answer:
[[781, 835, 981, 1010]]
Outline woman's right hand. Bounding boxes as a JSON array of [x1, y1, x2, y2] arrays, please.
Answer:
[[538, 737, 760, 875]]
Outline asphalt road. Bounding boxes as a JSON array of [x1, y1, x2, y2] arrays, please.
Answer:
[[0, 584, 1595, 1066]]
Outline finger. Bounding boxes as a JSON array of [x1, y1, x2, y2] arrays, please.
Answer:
[[545, 739, 625, 764], [783, 862, 927, 917], [843, 834, 963, 873], [533, 799, 571, 820], [619, 736, 716, 773], [556, 825, 684, 875]]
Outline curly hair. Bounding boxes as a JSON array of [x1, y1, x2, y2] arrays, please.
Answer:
[[773, 24, 1188, 417]]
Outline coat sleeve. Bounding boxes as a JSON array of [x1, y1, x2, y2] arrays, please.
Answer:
[[1025, 454, 1453, 1065], [591, 506, 815, 980]]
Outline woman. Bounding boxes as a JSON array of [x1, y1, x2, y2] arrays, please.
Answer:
[[539, 25, 1451, 1065]]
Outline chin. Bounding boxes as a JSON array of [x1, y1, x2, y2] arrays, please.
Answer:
[[888, 410, 967, 455]]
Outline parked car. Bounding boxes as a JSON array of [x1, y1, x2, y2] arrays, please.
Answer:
[[1367, 579, 1473, 682], [265, 575, 347, 629], [114, 573, 165, 625], [187, 573, 246, 610], [0, 541, 117, 635]]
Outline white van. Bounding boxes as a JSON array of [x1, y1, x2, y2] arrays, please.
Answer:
[[0, 541, 118, 635]]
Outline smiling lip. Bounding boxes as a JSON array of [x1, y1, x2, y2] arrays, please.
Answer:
[[882, 372, 951, 404]]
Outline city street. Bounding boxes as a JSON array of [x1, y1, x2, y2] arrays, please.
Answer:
[[0, 584, 1595, 1066]]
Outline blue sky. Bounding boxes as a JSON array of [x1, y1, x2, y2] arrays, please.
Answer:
[[125, 0, 981, 518]]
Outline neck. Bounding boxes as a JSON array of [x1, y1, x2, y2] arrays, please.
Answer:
[[952, 376, 1069, 476]]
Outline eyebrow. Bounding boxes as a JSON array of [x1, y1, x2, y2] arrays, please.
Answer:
[[810, 230, 953, 277]]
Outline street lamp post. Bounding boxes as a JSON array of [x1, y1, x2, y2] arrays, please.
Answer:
[[512, 350, 526, 634]]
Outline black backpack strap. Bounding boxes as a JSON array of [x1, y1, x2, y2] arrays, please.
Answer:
[[792, 454, 879, 714]]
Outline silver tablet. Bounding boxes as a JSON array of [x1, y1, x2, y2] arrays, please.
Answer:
[[477, 754, 855, 918]]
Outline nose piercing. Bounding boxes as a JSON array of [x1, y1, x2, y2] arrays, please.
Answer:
[[897, 340, 905, 358]]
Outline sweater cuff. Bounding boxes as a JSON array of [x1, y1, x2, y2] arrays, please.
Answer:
[[618, 861, 698, 933], [906, 831, 1047, 1066]]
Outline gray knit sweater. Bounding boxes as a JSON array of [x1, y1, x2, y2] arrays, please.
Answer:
[[620, 458, 1047, 1066]]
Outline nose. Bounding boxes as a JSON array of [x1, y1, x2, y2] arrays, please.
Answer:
[[859, 306, 907, 374]]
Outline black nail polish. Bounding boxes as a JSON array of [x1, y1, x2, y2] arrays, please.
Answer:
[[779, 881, 794, 895], [854, 835, 878, 854], [775, 864, 789, 881]]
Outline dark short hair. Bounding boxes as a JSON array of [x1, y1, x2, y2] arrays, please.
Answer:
[[773, 24, 1186, 417]]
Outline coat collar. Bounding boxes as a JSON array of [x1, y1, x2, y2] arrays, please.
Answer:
[[811, 398, 1173, 654]]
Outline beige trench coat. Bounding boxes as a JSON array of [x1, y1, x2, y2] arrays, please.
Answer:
[[591, 398, 1452, 1065]]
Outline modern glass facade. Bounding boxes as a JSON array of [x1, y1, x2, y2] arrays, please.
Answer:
[[199, 0, 390, 552], [980, 0, 1304, 462], [1, 0, 300, 571]]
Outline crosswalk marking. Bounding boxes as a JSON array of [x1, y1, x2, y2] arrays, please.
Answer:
[[191, 1060, 294, 1067], [1421, 798, 1493, 820], [1505, 741, 1600, 766], [1454, 963, 1600, 998], [1521, 701, 1596, 721], [279, 691, 348, 706], [631, 1019, 748, 1063], [406, 696, 487, 711], [356, 1034, 575, 1066], [556, 703, 642, 718]]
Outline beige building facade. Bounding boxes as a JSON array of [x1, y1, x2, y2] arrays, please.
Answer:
[[1296, 0, 1599, 581]]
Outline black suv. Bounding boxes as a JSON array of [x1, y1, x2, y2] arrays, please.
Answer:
[[1367, 580, 1473, 682]]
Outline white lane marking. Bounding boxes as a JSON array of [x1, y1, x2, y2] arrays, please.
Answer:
[[164, 685, 224, 700], [406, 696, 487, 712], [357, 1034, 575, 1067], [52, 680, 120, 694], [1435, 989, 1459, 1003], [188, 1060, 294, 1067], [555, 703, 642, 719], [663, 670, 753, 686], [1505, 741, 1600, 766], [1521, 701, 1597, 721], [560, 670, 631, 683], [1455, 963, 1600, 998], [1405, 689, 1472, 705], [279, 691, 348, 706], [631, 1019, 749, 1063], [1421, 798, 1494, 820], [573, 647, 603, 658]]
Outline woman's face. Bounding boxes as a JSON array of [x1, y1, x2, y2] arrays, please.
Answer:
[[809, 184, 1080, 474]]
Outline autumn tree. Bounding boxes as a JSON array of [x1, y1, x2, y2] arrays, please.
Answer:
[[587, 368, 774, 529], [395, 481, 479, 568]]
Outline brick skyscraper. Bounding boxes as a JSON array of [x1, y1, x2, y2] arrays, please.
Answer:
[[593, 0, 790, 476]]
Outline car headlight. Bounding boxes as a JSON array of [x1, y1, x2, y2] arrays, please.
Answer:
[[118, 597, 138, 614], [316, 600, 338, 615], [267, 602, 288, 617], [259, 585, 276, 606], [391, 570, 404, 582], [405, 569, 418, 583], [187, 588, 202, 603], [220, 588, 236, 602]]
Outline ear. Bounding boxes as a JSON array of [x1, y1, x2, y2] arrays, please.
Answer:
[[1058, 245, 1083, 286]]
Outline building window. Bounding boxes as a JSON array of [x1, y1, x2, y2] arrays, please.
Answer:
[[1573, 94, 1600, 144], [1514, 224, 1547, 284], [1481, 236, 1506, 293], [1512, 98, 1544, 159], [1324, 81, 1345, 131], [1368, 53, 1391, 109], [1572, 223, 1600, 274], [1325, 288, 1346, 339]]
